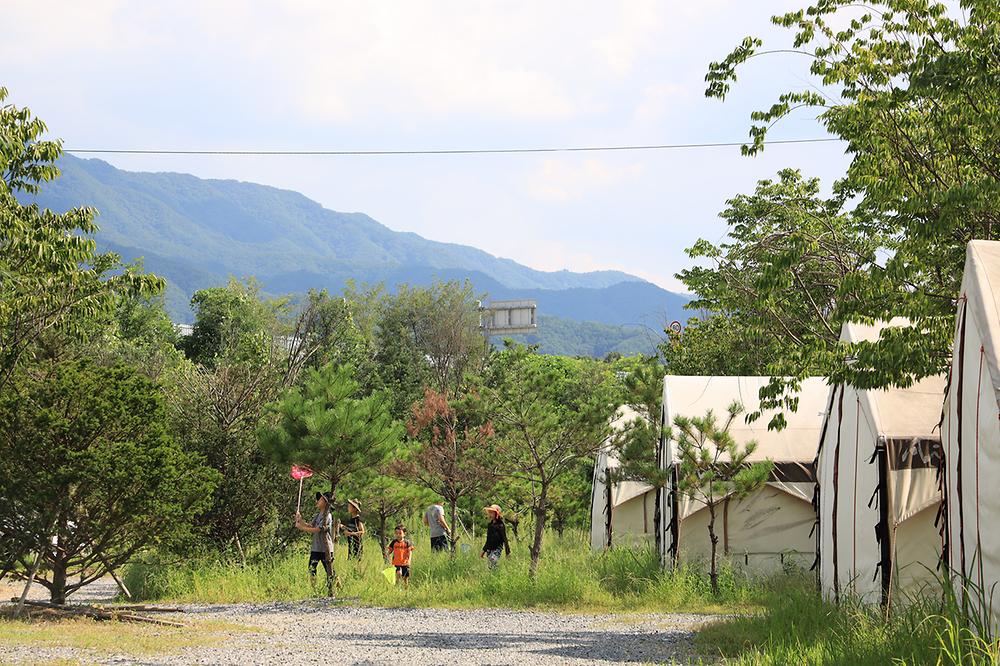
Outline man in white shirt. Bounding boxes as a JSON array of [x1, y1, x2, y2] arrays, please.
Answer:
[[423, 501, 451, 551]]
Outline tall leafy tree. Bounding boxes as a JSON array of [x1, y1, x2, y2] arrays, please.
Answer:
[[658, 315, 776, 377], [704, 0, 1000, 391], [672, 402, 772, 596], [258, 363, 403, 503], [402, 387, 496, 549], [486, 345, 618, 577], [0, 86, 162, 390], [0, 360, 217, 603]]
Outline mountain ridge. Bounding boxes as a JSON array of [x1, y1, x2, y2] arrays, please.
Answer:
[[28, 155, 689, 353]]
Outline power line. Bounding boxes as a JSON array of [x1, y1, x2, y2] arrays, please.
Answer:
[[63, 137, 842, 157]]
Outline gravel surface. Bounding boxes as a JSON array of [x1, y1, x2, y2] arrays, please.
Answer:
[[1, 596, 719, 665]]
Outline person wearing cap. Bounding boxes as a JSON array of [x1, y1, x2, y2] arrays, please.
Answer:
[[341, 499, 365, 561], [480, 504, 510, 570], [295, 491, 336, 595]]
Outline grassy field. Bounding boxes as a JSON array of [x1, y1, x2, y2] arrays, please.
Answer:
[[124, 528, 764, 613]]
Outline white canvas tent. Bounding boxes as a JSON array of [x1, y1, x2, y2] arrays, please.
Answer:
[[658, 376, 827, 573], [942, 240, 1000, 628], [816, 320, 945, 605], [590, 406, 657, 550]]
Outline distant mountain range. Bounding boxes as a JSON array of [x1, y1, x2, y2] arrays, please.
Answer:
[[29, 155, 689, 356]]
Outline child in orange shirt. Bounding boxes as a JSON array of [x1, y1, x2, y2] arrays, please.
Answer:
[[386, 524, 415, 588]]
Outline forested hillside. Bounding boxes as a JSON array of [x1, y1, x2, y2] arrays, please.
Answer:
[[25, 155, 687, 356]]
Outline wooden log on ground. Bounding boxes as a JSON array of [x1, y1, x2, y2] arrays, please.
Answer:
[[9, 598, 185, 627], [95, 603, 186, 613]]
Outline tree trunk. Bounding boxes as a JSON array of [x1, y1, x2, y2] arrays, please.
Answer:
[[707, 501, 719, 597], [378, 515, 388, 562], [529, 488, 548, 579], [449, 498, 458, 556], [50, 557, 68, 605]]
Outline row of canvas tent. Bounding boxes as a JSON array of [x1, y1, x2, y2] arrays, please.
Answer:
[[591, 240, 1000, 626]]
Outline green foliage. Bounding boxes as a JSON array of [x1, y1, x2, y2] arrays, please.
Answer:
[[506, 315, 659, 357], [703, 0, 1000, 395], [258, 363, 404, 495], [0, 87, 163, 390], [672, 402, 773, 596], [609, 355, 670, 492], [340, 466, 430, 557], [486, 344, 619, 575], [0, 360, 217, 603], [182, 278, 289, 368], [660, 314, 777, 376]]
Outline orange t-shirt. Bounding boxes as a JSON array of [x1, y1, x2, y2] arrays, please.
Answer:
[[389, 538, 414, 566]]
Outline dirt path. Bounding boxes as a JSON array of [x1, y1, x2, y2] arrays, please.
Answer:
[[0, 599, 717, 665]]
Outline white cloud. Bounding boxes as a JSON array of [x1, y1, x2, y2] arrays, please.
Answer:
[[527, 158, 644, 201]]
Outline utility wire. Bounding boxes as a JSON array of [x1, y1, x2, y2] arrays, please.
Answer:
[[64, 137, 842, 157]]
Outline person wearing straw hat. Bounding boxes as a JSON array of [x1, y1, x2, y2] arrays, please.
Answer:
[[295, 491, 336, 595], [341, 499, 365, 561], [480, 505, 510, 570]]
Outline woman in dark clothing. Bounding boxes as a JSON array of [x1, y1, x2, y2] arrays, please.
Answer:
[[480, 504, 510, 570], [342, 499, 365, 560]]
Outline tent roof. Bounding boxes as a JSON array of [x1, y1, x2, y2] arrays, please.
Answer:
[[663, 376, 829, 462], [962, 240, 1000, 410], [838, 319, 946, 438]]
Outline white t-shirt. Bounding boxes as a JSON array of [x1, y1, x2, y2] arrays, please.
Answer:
[[425, 504, 446, 537]]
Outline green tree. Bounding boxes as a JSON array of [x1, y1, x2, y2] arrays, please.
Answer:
[[486, 344, 618, 577], [0, 360, 217, 603], [258, 364, 403, 506], [0, 86, 162, 390], [343, 465, 429, 560], [704, 0, 999, 392], [181, 279, 288, 369], [671, 402, 772, 596], [402, 387, 496, 550], [607, 356, 670, 551], [659, 315, 776, 377]]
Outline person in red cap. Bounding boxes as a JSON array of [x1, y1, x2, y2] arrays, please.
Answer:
[[480, 505, 510, 570]]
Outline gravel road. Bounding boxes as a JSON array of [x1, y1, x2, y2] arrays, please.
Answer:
[[1, 597, 718, 665]]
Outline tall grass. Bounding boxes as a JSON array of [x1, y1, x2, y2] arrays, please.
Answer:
[[124, 527, 763, 613], [696, 574, 1000, 665]]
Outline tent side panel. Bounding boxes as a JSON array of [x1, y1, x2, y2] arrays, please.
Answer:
[[840, 390, 882, 601], [952, 305, 1000, 628], [892, 503, 944, 594]]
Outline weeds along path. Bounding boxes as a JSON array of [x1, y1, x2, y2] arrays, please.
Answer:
[[0, 601, 718, 665]]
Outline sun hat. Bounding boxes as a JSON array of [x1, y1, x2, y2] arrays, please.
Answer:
[[483, 504, 503, 519], [347, 498, 361, 513], [314, 491, 334, 506]]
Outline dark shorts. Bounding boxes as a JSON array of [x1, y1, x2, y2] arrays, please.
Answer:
[[347, 537, 363, 559], [430, 535, 449, 551], [309, 551, 333, 576], [395, 565, 410, 578]]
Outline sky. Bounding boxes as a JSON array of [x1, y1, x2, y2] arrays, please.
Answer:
[[3, 1, 852, 293]]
